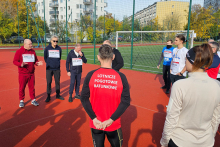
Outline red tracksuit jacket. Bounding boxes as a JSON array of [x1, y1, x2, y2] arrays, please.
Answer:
[[13, 46, 39, 74]]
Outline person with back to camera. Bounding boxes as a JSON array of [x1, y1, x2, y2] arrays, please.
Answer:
[[170, 35, 188, 84], [160, 44, 220, 147], [157, 40, 175, 94], [80, 44, 130, 147]]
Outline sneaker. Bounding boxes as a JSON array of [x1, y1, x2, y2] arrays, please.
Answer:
[[161, 86, 167, 89], [45, 95, 51, 102], [165, 89, 170, 94], [56, 95, 64, 100], [68, 95, 73, 102], [31, 100, 39, 106], [75, 95, 80, 99], [19, 101, 24, 108]]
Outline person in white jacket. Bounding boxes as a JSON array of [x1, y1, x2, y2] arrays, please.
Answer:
[[161, 44, 220, 147]]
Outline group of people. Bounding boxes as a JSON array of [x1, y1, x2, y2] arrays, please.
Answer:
[[157, 35, 220, 94], [13, 34, 220, 147], [157, 36, 220, 147]]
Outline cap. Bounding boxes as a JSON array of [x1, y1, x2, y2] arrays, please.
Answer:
[[186, 48, 195, 65]]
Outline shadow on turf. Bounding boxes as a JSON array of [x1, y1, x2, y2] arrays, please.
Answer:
[[131, 104, 166, 147], [154, 74, 171, 97]]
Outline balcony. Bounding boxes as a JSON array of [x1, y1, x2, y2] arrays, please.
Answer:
[[49, 11, 59, 15], [83, 0, 93, 5], [83, 8, 93, 14], [49, 2, 59, 7], [50, 18, 59, 23]]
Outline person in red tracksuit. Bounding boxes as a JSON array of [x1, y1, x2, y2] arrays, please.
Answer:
[[13, 39, 43, 108], [81, 44, 130, 147]]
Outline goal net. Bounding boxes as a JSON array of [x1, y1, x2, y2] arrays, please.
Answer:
[[115, 30, 195, 73]]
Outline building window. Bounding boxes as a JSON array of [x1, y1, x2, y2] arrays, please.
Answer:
[[68, 6, 70, 10], [96, 6, 98, 11], [101, 7, 102, 11], [64, 15, 66, 18], [172, 12, 173, 15], [97, 0, 98, 2], [38, 3, 40, 6], [60, 0, 63, 3], [61, 15, 63, 19], [172, 5, 174, 8], [76, 4, 79, 9], [42, 17, 43, 20], [68, 0, 70, 1], [39, 10, 40, 14], [41, 2, 43, 5], [77, 13, 80, 18], [60, 7, 63, 11], [42, 9, 44, 13]]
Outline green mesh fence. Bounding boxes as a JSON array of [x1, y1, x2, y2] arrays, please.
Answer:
[[0, 0, 220, 73]]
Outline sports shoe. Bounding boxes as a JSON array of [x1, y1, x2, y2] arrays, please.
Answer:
[[45, 95, 51, 102], [19, 101, 24, 108], [161, 86, 167, 89], [68, 95, 73, 102], [56, 95, 64, 100], [75, 95, 80, 99], [31, 100, 39, 106], [165, 89, 170, 94]]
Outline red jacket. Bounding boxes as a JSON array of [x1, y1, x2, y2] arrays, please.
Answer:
[[13, 46, 39, 74]]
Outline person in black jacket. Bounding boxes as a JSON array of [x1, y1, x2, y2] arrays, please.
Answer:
[[66, 44, 87, 102], [103, 40, 124, 71], [44, 36, 64, 102]]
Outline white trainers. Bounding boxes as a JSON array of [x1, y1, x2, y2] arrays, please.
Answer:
[[19, 101, 24, 108], [31, 100, 39, 106]]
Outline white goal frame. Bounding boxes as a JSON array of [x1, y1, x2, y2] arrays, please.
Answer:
[[116, 30, 195, 49]]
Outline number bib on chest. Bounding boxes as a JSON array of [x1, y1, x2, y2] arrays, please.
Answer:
[[164, 51, 172, 58], [72, 58, 82, 66], [49, 50, 60, 58], [22, 54, 35, 62]]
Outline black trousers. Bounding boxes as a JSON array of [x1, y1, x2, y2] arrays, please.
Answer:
[[170, 74, 185, 85], [91, 128, 123, 147], [46, 70, 60, 95], [168, 139, 178, 147], [69, 72, 81, 96], [163, 65, 171, 90], [217, 78, 220, 82]]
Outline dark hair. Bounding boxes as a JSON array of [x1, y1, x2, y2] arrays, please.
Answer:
[[209, 41, 219, 53], [192, 44, 213, 71], [167, 39, 173, 43], [98, 44, 113, 60], [176, 35, 187, 43]]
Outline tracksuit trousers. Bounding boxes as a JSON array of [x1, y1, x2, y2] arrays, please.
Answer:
[[19, 73, 35, 100], [163, 65, 171, 90], [69, 72, 82, 96], [46, 70, 60, 95]]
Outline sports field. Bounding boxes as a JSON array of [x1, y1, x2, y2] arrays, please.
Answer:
[[33, 44, 168, 74]]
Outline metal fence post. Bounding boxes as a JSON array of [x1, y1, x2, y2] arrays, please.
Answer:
[[130, 0, 135, 69], [186, 0, 192, 49]]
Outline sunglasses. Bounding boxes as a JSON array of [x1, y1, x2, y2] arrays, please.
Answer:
[[53, 40, 58, 43]]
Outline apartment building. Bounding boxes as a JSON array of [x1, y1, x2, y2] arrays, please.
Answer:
[[33, 0, 107, 32], [128, 0, 189, 30]]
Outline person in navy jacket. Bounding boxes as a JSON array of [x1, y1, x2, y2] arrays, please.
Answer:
[[44, 36, 64, 102], [66, 44, 87, 102]]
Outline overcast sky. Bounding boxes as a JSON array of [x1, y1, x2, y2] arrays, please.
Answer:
[[105, 0, 204, 21]]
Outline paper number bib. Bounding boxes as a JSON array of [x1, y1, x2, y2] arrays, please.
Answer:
[[164, 51, 172, 58], [171, 61, 179, 73], [49, 50, 60, 58], [72, 58, 82, 66], [22, 54, 35, 62]]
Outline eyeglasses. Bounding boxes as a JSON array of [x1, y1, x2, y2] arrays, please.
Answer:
[[53, 40, 58, 43]]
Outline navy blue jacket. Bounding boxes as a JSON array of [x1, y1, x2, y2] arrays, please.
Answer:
[[112, 48, 124, 71], [44, 44, 62, 70], [66, 49, 87, 74]]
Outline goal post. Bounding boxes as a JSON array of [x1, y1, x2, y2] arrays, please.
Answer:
[[114, 30, 195, 73], [116, 30, 195, 49]]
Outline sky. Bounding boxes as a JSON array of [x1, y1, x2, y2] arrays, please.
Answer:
[[105, 0, 204, 21]]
